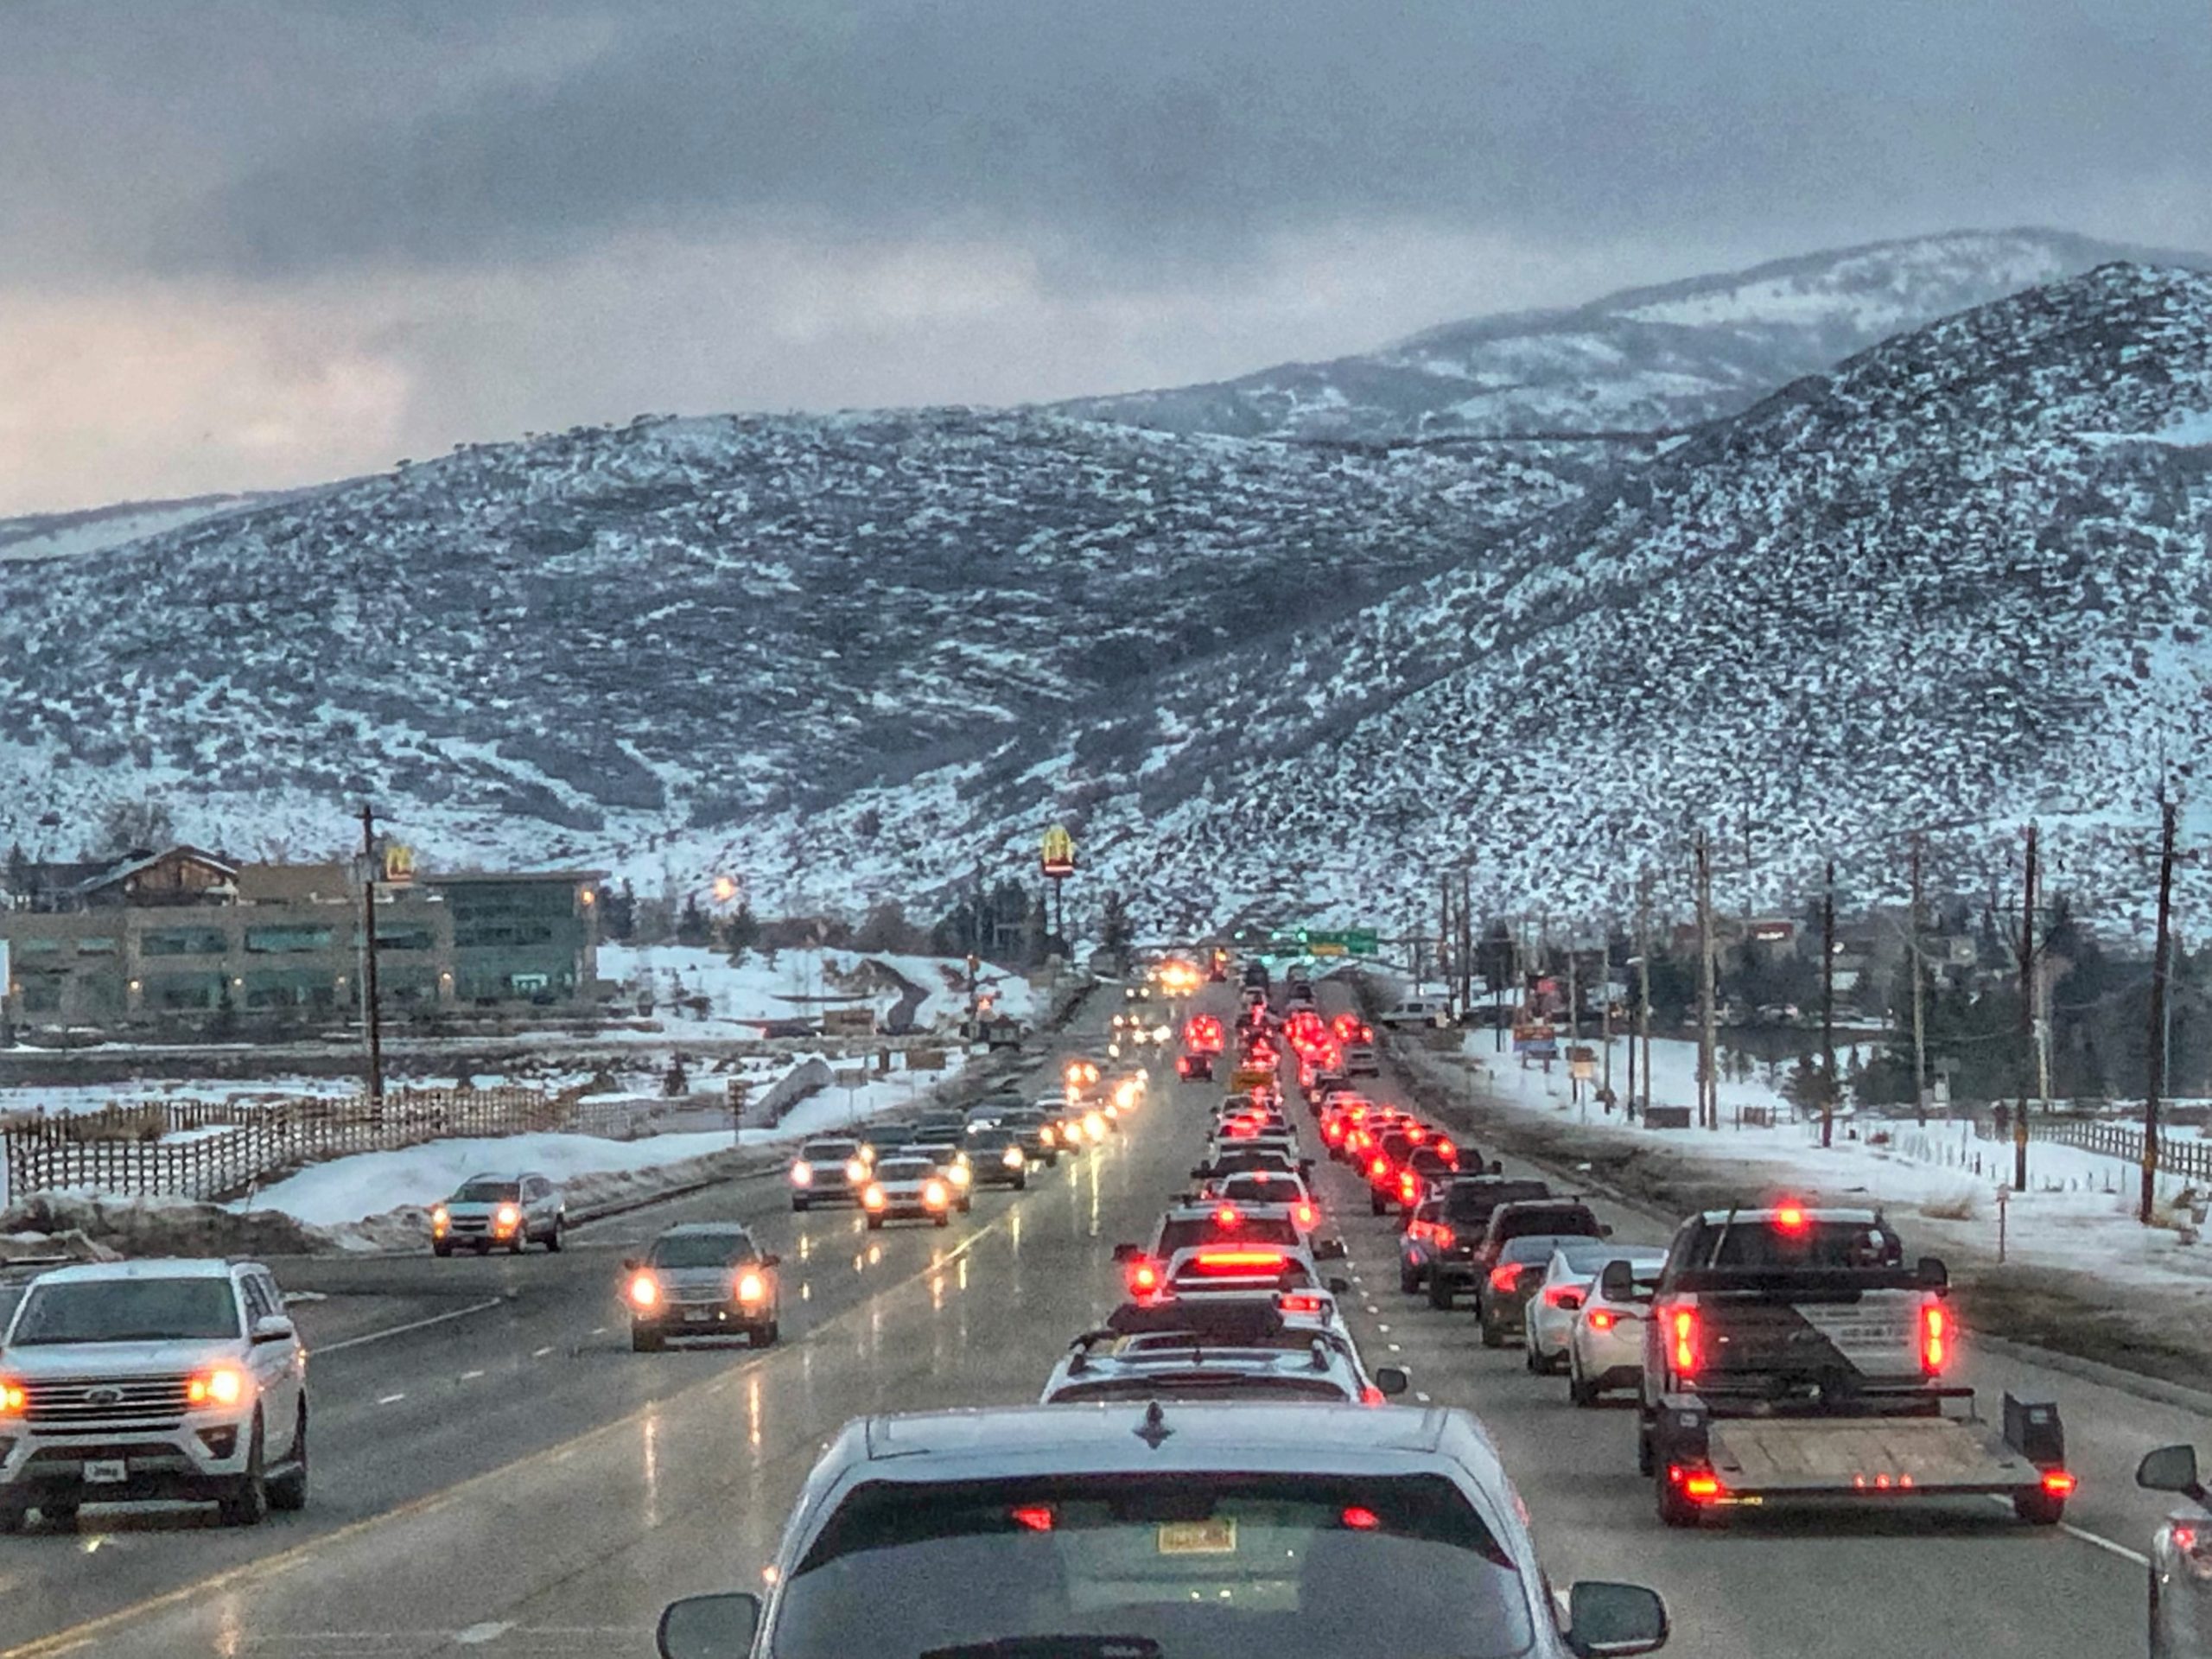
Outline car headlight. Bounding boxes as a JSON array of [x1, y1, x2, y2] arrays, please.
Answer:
[[1039, 1124, 1057, 1145], [843, 1159, 868, 1184], [1084, 1111, 1107, 1141], [430, 1205, 449, 1234], [494, 1203, 522, 1231], [187, 1365, 250, 1408], [790, 1161, 815, 1186], [923, 1181, 949, 1208], [735, 1271, 766, 1303], [947, 1163, 971, 1187], [628, 1273, 661, 1308], [1002, 1147, 1025, 1167], [861, 1185, 887, 1209], [0, 1377, 24, 1415]]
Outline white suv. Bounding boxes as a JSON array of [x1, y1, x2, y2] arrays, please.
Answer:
[[0, 1258, 308, 1531]]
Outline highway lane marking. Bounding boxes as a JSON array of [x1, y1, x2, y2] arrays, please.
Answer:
[[316, 1298, 505, 1355], [0, 1158, 1037, 1659], [1415, 1390, 1433, 1402], [376, 1393, 406, 1406], [460, 1370, 486, 1382], [454, 1622, 514, 1644], [532, 1345, 554, 1358], [1977, 1497, 2151, 1567]]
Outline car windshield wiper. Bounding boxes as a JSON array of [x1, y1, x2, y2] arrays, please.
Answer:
[[920, 1637, 1164, 1659]]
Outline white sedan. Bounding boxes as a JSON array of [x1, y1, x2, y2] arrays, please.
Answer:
[[1564, 1247, 1669, 1405], [1522, 1239, 1640, 1375]]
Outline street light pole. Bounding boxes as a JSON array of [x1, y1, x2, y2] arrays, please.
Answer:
[[359, 804, 385, 1107]]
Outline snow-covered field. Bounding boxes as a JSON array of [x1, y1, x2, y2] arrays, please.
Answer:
[[1452, 1032, 2212, 1296], [597, 944, 1037, 1038]]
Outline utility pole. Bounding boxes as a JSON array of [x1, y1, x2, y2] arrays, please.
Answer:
[[2013, 824, 2038, 1192], [2143, 798, 2177, 1226], [1566, 941, 1581, 1106], [1637, 872, 1655, 1118], [1820, 859, 1836, 1149], [1459, 869, 1475, 1028], [1696, 832, 1718, 1130], [1440, 873, 1456, 1024], [1910, 836, 1929, 1123], [358, 804, 385, 1106], [1599, 938, 1613, 1106]]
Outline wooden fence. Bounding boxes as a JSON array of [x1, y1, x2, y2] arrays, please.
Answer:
[[3, 1086, 580, 1204], [2020, 1116, 2212, 1185]]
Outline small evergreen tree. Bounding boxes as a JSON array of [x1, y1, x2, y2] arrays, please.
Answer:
[[676, 897, 712, 948]]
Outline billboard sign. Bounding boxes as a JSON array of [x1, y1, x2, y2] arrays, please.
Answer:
[[1040, 824, 1077, 879]]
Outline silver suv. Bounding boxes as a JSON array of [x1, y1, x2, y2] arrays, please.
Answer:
[[0, 1258, 308, 1531], [431, 1171, 567, 1255]]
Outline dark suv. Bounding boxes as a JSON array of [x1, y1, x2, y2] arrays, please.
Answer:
[[1419, 1177, 1550, 1307], [1470, 1201, 1608, 1346]]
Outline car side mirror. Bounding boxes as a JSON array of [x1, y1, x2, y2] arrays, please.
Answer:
[[1487, 1160, 1504, 1176], [251, 1314, 296, 1345], [658, 1592, 761, 1659], [760, 1253, 781, 1269], [1599, 1260, 1636, 1301], [621, 1257, 641, 1273], [1566, 1581, 1669, 1656], [1313, 1237, 1347, 1261], [1373, 1365, 1409, 1396], [1111, 1243, 1141, 1264], [2138, 1444, 2207, 1501], [1189, 1166, 1209, 1180], [1326, 1275, 1351, 1294], [1917, 1256, 1949, 1291]]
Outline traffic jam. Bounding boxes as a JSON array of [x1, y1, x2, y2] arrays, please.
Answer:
[[654, 953, 2212, 1659]]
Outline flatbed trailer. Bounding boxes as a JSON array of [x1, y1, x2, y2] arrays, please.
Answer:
[[1652, 1389, 2071, 1526]]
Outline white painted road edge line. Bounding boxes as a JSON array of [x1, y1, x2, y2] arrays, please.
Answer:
[[316, 1297, 505, 1355], [1980, 1488, 2151, 1567]]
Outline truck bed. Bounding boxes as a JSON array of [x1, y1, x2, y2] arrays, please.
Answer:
[[1707, 1415, 2043, 1497]]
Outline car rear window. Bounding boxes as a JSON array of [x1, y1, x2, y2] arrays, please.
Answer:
[[1444, 1183, 1548, 1224], [1688, 1217, 1904, 1271], [1157, 1215, 1301, 1255], [1501, 1235, 1582, 1265], [775, 1473, 1534, 1659], [1495, 1205, 1600, 1240]]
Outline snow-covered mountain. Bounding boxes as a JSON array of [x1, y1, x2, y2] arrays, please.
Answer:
[[779, 263, 2212, 933], [0, 410, 1558, 868], [4, 250, 2208, 941], [1057, 229, 2211, 448], [0, 493, 267, 563]]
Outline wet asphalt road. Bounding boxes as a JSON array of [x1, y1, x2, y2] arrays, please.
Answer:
[[0, 980, 2202, 1657]]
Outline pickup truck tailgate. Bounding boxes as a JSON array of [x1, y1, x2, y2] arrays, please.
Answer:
[[1707, 1416, 2041, 1496]]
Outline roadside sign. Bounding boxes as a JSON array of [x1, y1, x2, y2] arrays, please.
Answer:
[[380, 842, 416, 886], [906, 1046, 948, 1072], [1513, 1021, 1557, 1060], [1273, 927, 1380, 957], [832, 1067, 868, 1090], [1040, 824, 1077, 879]]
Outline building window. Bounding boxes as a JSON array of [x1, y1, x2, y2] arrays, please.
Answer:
[[17, 979, 62, 1013], [142, 928, 231, 957], [376, 928, 436, 952], [149, 975, 223, 1010], [16, 938, 61, 957], [245, 925, 334, 954], [76, 938, 118, 956]]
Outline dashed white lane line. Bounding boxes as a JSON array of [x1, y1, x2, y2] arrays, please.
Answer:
[[589, 1326, 607, 1337], [531, 1345, 554, 1358], [454, 1623, 515, 1645], [376, 1392, 406, 1406], [460, 1369, 486, 1382], [1389, 1343, 1403, 1352], [317, 1297, 505, 1354], [1365, 1305, 1382, 1315], [1376, 1323, 1391, 1334], [1415, 1390, 1433, 1403]]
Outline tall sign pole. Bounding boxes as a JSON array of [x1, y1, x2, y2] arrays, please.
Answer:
[[1040, 824, 1077, 965], [2143, 798, 2177, 1225], [359, 804, 385, 1106], [1819, 860, 1837, 1149], [1696, 832, 1717, 1130], [1910, 835, 1929, 1122], [2013, 824, 2037, 1192]]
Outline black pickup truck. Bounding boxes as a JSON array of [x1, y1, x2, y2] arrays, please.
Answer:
[[1625, 1204, 2071, 1529]]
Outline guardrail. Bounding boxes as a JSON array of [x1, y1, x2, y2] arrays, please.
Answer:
[[3, 1085, 579, 1204], [2012, 1116, 2212, 1184]]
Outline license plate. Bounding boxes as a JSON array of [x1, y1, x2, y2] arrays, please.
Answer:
[[83, 1459, 127, 1484], [1157, 1518, 1236, 1555], [683, 1308, 715, 1322]]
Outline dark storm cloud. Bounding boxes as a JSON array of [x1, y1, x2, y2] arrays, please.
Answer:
[[126, 0, 2212, 282]]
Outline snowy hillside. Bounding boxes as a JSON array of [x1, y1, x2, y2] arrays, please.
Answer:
[[0, 493, 266, 563], [0, 409, 1560, 868], [1057, 230, 2210, 447], [775, 264, 2212, 932]]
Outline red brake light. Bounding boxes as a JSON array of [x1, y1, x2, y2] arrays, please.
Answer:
[[1369, 1157, 1389, 1179], [2171, 1524, 2198, 1552], [1543, 1286, 1585, 1310], [1010, 1505, 1055, 1532], [1398, 1173, 1418, 1202], [1339, 1505, 1381, 1529], [1489, 1262, 1526, 1293], [1194, 1249, 1289, 1274], [1683, 1472, 1723, 1503], [1406, 1124, 1427, 1143], [1128, 1261, 1160, 1295], [1670, 1307, 1700, 1376], [1587, 1308, 1617, 1332], [1294, 1202, 1317, 1230], [1774, 1202, 1809, 1234], [1920, 1300, 1948, 1376], [1434, 1224, 1455, 1251], [2041, 1470, 2076, 1497], [1279, 1292, 1324, 1313], [1214, 1205, 1240, 1230], [1435, 1139, 1456, 1162]]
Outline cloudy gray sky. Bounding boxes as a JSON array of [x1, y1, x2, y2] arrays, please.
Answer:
[[5, 0, 2208, 514]]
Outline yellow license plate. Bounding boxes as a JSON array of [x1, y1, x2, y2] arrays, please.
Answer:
[[1157, 1518, 1237, 1555]]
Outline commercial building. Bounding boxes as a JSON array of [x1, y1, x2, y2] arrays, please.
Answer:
[[1, 849, 603, 1039]]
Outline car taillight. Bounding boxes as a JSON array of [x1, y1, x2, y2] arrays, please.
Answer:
[[1128, 1259, 1161, 1296], [1398, 1173, 1418, 1203], [1340, 1503, 1382, 1527], [1214, 1205, 1240, 1230], [1010, 1505, 1055, 1532], [1369, 1157, 1389, 1180], [1587, 1309, 1617, 1332], [1280, 1292, 1324, 1313], [1921, 1300, 1949, 1375], [1670, 1306, 1700, 1377], [629, 1274, 661, 1307], [1435, 1139, 1456, 1162], [1434, 1224, 1455, 1251], [2040, 1470, 2077, 1497], [1489, 1262, 1526, 1293], [1294, 1202, 1317, 1230], [1194, 1250, 1288, 1274], [1406, 1124, 1426, 1143], [1543, 1286, 1585, 1310], [1669, 1465, 1724, 1503]]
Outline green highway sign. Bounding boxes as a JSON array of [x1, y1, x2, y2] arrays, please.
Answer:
[[1270, 927, 1380, 957]]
